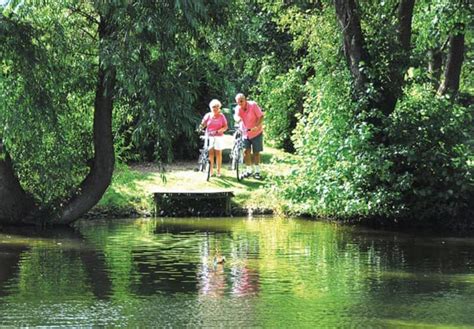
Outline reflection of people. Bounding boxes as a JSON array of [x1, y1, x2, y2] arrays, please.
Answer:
[[198, 255, 227, 297], [231, 264, 259, 297], [200, 99, 228, 177], [233, 93, 264, 179]]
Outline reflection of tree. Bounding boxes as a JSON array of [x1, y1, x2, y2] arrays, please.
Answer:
[[0, 228, 112, 301], [341, 231, 474, 327], [4, 247, 94, 302], [80, 219, 238, 298], [78, 250, 112, 300], [238, 218, 376, 327], [79, 220, 151, 300], [1, 218, 474, 327], [0, 245, 27, 297]]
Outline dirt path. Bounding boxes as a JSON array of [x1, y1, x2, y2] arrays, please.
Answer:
[[131, 135, 235, 174]]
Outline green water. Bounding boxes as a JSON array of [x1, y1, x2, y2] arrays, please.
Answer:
[[0, 217, 473, 327]]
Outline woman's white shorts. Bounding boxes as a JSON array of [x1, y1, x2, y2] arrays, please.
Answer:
[[208, 136, 225, 151]]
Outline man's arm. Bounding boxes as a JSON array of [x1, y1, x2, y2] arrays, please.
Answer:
[[233, 107, 241, 123], [250, 103, 264, 132], [250, 113, 264, 132]]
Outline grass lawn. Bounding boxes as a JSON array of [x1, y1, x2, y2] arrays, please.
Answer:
[[97, 137, 296, 215]]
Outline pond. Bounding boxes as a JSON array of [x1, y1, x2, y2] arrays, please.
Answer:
[[0, 217, 473, 327]]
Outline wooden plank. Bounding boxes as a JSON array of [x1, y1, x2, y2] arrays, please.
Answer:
[[153, 191, 235, 217], [153, 191, 234, 195]]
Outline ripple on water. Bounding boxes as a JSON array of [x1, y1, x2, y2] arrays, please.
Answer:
[[1, 217, 474, 327]]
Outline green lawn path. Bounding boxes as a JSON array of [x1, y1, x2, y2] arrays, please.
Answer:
[[97, 143, 296, 216]]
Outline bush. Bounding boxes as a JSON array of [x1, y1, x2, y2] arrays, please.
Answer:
[[257, 63, 305, 152], [276, 75, 473, 226], [385, 85, 473, 223]]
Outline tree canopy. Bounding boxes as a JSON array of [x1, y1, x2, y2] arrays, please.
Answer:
[[1, 0, 472, 227]]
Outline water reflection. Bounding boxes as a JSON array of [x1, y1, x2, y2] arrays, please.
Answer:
[[230, 262, 259, 297], [0, 217, 473, 327], [0, 227, 111, 301], [0, 245, 25, 297], [196, 233, 260, 298]]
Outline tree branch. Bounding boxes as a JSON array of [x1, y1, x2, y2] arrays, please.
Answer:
[[67, 5, 99, 26]]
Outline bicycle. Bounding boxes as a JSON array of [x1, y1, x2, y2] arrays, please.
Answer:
[[229, 126, 248, 181], [197, 130, 217, 181]]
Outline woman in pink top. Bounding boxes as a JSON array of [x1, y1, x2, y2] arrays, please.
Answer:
[[200, 99, 228, 177]]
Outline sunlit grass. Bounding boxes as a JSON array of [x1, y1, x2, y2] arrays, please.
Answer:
[[98, 163, 155, 212], [99, 143, 296, 214]]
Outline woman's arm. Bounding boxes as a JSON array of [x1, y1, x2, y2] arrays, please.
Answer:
[[218, 114, 228, 134], [200, 113, 209, 130], [218, 123, 228, 134]]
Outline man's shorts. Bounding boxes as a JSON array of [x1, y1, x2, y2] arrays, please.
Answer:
[[243, 133, 263, 153], [208, 136, 225, 151]]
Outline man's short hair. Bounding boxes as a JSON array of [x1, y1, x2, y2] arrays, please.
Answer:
[[235, 93, 246, 102]]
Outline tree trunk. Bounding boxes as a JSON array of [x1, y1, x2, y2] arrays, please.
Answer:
[[334, 0, 370, 98], [438, 30, 465, 96], [0, 144, 36, 225], [428, 48, 443, 89], [378, 0, 415, 116], [334, 0, 414, 146], [334, 0, 414, 118], [50, 15, 116, 225], [397, 0, 415, 52]]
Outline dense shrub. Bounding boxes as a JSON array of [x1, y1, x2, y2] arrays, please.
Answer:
[[276, 75, 473, 225], [257, 64, 305, 152], [385, 85, 473, 223], [276, 68, 383, 218]]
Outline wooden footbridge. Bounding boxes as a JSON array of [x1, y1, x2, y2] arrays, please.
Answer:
[[153, 190, 235, 217]]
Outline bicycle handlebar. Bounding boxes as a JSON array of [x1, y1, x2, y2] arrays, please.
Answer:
[[199, 130, 220, 138], [234, 127, 251, 133]]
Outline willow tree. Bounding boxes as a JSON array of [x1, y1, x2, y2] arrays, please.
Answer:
[[0, 0, 227, 226]]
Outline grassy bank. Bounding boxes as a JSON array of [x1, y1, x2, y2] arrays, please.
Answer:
[[90, 144, 295, 218]]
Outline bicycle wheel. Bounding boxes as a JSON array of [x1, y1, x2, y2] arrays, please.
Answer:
[[205, 159, 211, 181], [235, 151, 241, 181], [198, 151, 205, 172], [230, 145, 237, 170]]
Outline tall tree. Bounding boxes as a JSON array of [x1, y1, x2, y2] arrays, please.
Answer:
[[52, 10, 116, 225], [1, 4, 116, 226], [334, 0, 370, 99], [411, 0, 471, 96], [0, 1, 228, 226], [334, 0, 415, 119], [437, 27, 465, 96]]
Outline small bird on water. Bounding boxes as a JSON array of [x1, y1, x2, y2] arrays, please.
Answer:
[[213, 255, 226, 265]]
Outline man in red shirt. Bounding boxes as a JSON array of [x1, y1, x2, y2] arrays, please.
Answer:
[[234, 93, 264, 179]]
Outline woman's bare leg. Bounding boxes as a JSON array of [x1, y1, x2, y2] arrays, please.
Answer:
[[216, 150, 222, 175]]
